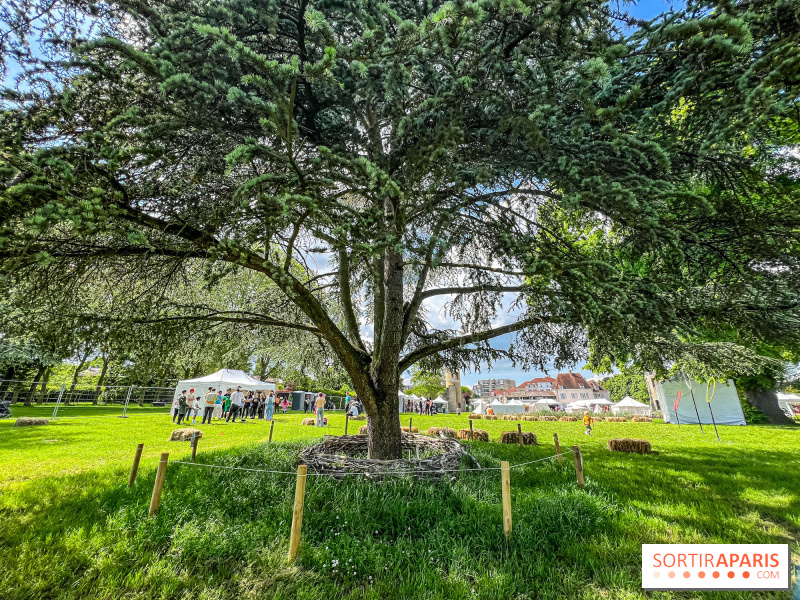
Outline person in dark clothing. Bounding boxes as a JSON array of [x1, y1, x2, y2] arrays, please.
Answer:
[[176, 390, 188, 424]]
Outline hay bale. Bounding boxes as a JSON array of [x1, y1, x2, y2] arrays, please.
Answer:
[[400, 426, 420, 433], [559, 416, 577, 422], [605, 416, 627, 422], [456, 428, 489, 442], [426, 427, 457, 439], [539, 416, 558, 421], [520, 416, 537, 421], [502, 414, 519, 421], [14, 417, 49, 427], [468, 414, 483, 419], [608, 438, 651, 454], [484, 415, 498, 420], [500, 431, 537, 445], [349, 414, 366, 421], [358, 425, 368, 434], [632, 416, 652, 423], [168, 428, 204, 442], [301, 418, 316, 426]]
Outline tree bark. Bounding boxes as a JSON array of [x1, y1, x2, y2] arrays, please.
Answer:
[[37, 367, 51, 404], [366, 384, 402, 460], [67, 354, 89, 404], [744, 388, 792, 425], [25, 365, 46, 407], [93, 355, 109, 405]]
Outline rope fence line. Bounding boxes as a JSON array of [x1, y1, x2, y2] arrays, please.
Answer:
[[134, 438, 586, 561]]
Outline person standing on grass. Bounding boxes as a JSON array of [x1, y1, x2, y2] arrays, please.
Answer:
[[187, 389, 196, 423], [223, 391, 231, 418], [264, 391, 275, 421], [200, 388, 215, 424], [281, 396, 289, 413], [241, 392, 251, 420], [457, 402, 461, 417], [315, 392, 326, 427], [213, 392, 223, 420], [171, 394, 180, 423], [252, 393, 261, 419], [176, 390, 188, 424], [227, 386, 244, 422], [583, 411, 594, 435]]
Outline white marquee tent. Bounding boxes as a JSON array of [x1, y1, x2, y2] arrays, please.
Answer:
[[173, 369, 275, 402], [612, 396, 650, 416], [472, 399, 489, 414], [653, 377, 746, 425], [489, 399, 525, 414], [529, 400, 553, 412]]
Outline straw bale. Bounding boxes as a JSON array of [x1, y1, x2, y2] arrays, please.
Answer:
[[605, 417, 627, 422], [14, 417, 49, 427], [607, 438, 651, 454], [502, 415, 520, 421], [559, 416, 578, 422], [426, 427, 457, 439], [500, 431, 537, 445], [400, 426, 419, 433], [168, 428, 204, 441], [456, 428, 489, 442], [632, 416, 652, 423], [468, 414, 483, 419], [301, 418, 316, 425]]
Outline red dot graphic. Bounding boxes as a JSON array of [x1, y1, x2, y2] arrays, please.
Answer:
[[683, 571, 691, 578], [699, 571, 706, 579], [712, 571, 720, 579], [743, 572, 750, 579], [668, 571, 676, 579], [727, 571, 735, 579]]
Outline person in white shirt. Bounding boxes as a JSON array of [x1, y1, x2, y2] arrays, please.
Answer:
[[227, 387, 244, 422]]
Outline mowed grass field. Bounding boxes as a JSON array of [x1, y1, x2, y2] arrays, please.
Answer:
[[1, 404, 798, 600]]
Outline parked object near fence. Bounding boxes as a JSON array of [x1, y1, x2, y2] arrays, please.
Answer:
[[168, 428, 203, 442], [426, 427, 457, 438], [298, 434, 466, 479], [608, 438, 652, 454], [500, 431, 537, 445], [14, 417, 49, 427], [456, 428, 489, 442]]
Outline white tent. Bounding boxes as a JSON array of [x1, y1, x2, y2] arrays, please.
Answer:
[[530, 400, 552, 412], [489, 399, 525, 414], [777, 392, 800, 418], [174, 369, 275, 402], [612, 396, 650, 416], [471, 399, 489, 414], [653, 377, 746, 425]]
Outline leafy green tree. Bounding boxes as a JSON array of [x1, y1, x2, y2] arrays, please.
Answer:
[[601, 368, 649, 404], [3, 0, 800, 456], [408, 369, 446, 400]]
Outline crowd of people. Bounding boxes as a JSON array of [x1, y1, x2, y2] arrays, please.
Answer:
[[172, 387, 337, 427], [403, 398, 459, 416], [172, 386, 289, 425]]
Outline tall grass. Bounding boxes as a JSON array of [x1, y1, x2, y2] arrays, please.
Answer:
[[1, 405, 798, 599]]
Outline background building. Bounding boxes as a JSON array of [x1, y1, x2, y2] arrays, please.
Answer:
[[472, 378, 516, 397]]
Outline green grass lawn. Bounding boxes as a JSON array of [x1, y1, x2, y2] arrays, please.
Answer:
[[1, 405, 798, 599]]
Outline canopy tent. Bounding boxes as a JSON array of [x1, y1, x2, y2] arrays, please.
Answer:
[[777, 392, 800, 418], [489, 399, 525, 414], [471, 399, 489, 414], [432, 398, 448, 405], [612, 396, 650, 416], [173, 369, 275, 402], [653, 377, 746, 425], [529, 400, 553, 412], [399, 392, 412, 413], [507, 400, 525, 406]]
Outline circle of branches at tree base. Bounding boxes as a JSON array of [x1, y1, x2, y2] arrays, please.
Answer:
[[298, 434, 474, 480]]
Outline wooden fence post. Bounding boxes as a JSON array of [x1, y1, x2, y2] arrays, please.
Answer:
[[129, 443, 144, 487], [288, 464, 308, 562], [553, 433, 562, 464], [148, 452, 169, 516], [344, 414, 349, 436], [269, 419, 275, 443], [469, 419, 474, 441], [500, 460, 512, 538], [517, 423, 524, 448], [572, 445, 585, 487], [409, 417, 413, 431], [191, 434, 199, 461]]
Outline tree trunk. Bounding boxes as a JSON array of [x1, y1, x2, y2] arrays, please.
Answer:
[[67, 354, 89, 404], [93, 355, 109, 405], [366, 386, 403, 460], [744, 388, 791, 425], [37, 367, 51, 404], [25, 365, 46, 406]]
